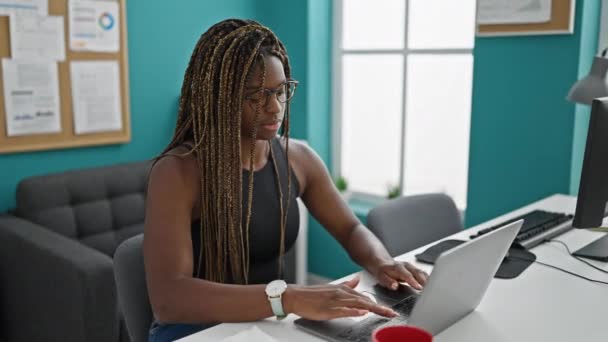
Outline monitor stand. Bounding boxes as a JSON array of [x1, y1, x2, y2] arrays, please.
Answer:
[[572, 234, 608, 262]]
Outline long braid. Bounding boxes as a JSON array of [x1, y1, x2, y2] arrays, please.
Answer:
[[155, 19, 294, 284], [264, 41, 293, 279], [243, 54, 264, 281], [233, 34, 267, 283]]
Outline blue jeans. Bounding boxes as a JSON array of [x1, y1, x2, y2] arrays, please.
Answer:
[[148, 321, 216, 342]]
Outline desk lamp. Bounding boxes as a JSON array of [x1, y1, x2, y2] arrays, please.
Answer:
[[567, 48, 608, 104]]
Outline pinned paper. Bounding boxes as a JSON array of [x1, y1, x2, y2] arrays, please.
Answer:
[[68, 0, 119, 52], [2, 58, 61, 136], [70, 60, 122, 134], [478, 0, 551, 25], [0, 0, 47, 16], [9, 12, 65, 61]]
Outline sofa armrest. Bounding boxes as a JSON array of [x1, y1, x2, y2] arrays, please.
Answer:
[[0, 215, 119, 342]]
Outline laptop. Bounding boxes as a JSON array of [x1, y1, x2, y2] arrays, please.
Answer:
[[294, 219, 523, 341]]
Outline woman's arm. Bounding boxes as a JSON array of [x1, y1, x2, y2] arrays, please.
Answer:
[[294, 142, 428, 290], [143, 154, 396, 324]]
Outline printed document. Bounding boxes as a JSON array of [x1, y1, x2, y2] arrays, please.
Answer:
[[70, 60, 122, 134], [2, 58, 61, 136]]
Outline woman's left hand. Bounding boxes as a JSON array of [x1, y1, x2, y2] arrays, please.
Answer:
[[370, 260, 429, 291]]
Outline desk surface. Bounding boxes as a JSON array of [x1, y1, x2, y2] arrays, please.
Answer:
[[178, 194, 608, 342]]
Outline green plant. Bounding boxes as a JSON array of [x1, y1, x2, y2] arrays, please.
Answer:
[[387, 185, 401, 199], [335, 176, 348, 192]]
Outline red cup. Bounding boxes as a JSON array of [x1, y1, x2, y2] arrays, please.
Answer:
[[372, 325, 433, 342]]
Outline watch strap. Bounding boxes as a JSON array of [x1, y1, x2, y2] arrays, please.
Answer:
[[269, 296, 286, 318]]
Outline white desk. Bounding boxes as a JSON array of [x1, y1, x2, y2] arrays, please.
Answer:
[[179, 194, 608, 341]]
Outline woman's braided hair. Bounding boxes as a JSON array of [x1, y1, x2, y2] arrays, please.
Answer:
[[157, 19, 293, 284]]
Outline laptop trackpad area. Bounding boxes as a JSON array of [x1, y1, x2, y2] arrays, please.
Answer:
[[363, 283, 420, 315], [294, 283, 419, 340], [367, 283, 419, 304]]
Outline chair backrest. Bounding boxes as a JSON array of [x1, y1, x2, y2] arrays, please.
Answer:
[[367, 193, 463, 257], [114, 234, 152, 342]]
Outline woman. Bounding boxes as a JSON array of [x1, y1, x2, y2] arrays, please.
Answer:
[[144, 18, 428, 342]]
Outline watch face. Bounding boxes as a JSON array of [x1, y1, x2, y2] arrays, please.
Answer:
[[266, 280, 287, 297]]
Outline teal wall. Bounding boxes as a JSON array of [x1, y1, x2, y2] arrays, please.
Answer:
[[305, 0, 352, 277], [257, 0, 332, 164], [465, 0, 600, 227], [0, 0, 258, 212], [570, 0, 602, 195], [258, 0, 349, 278], [256, 1, 309, 141], [306, 0, 333, 166]]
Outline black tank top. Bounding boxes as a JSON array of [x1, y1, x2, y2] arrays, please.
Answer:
[[190, 137, 300, 284]]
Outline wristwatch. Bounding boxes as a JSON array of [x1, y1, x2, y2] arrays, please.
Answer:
[[265, 279, 288, 319]]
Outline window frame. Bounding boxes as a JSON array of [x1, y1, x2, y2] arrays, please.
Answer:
[[332, 0, 475, 202], [601, 0, 608, 51]]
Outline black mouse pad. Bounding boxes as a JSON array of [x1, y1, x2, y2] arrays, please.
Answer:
[[415, 239, 536, 279], [415, 239, 466, 264], [496, 247, 536, 279]]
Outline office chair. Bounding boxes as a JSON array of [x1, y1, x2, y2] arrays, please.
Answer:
[[367, 193, 463, 256], [113, 221, 305, 342], [114, 234, 153, 342]]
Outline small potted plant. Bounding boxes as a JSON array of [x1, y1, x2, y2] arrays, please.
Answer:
[[335, 175, 352, 201], [386, 184, 401, 199]]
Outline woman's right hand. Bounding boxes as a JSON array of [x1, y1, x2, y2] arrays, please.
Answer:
[[282, 275, 398, 321]]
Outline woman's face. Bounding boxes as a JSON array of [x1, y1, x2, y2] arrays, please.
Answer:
[[241, 55, 287, 141]]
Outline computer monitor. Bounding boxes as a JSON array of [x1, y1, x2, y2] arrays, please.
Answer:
[[572, 96, 608, 261]]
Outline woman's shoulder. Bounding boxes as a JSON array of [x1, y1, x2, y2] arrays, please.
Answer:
[[150, 143, 200, 190], [276, 136, 324, 165], [276, 136, 314, 159], [275, 137, 327, 195]]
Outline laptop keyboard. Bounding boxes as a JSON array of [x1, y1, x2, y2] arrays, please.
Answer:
[[392, 295, 418, 315], [336, 295, 419, 342]]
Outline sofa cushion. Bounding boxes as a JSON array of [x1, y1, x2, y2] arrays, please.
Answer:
[[81, 223, 144, 257], [16, 161, 151, 256]]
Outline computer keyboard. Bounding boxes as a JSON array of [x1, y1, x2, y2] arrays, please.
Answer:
[[469, 210, 573, 249]]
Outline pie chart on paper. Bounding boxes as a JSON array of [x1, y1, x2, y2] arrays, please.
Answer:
[[98, 12, 115, 31]]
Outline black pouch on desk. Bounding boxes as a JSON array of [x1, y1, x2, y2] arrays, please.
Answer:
[[415, 239, 466, 264], [414, 239, 536, 279]]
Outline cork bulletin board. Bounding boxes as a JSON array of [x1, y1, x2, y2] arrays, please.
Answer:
[[477, 0, 576, 37], [0, 0, 130, 154]]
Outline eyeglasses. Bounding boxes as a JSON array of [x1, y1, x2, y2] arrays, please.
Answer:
[[245, 80, 298, 107]]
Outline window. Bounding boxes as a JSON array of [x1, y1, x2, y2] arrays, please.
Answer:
[[333, 0, 477, 209], [601, 0, 608, 51]]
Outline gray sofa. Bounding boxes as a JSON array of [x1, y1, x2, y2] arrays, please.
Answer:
[[0, 161, 151, 342], [0, 159, 302, 342]]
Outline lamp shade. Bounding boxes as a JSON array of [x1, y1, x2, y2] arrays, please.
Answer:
[[567, 54, 608, 105]]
